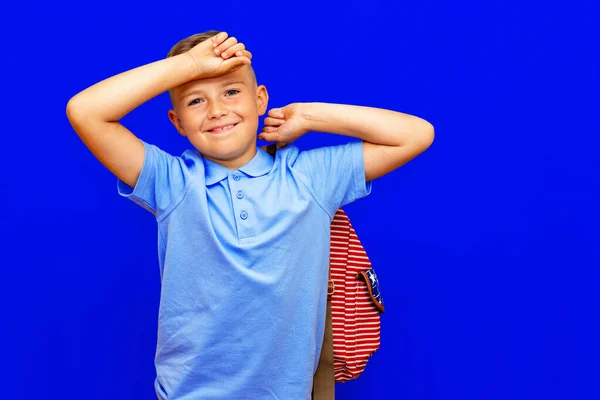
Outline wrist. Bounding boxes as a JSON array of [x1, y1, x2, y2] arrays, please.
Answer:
[[300, 102, 334, 133], [182, 52, 204, 80], [298, 102, 321, 132]]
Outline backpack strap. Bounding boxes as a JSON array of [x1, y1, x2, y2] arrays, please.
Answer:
[[312, 220, 338, 399], [312, 294, 335, 399], [265, 143, 278, 157]]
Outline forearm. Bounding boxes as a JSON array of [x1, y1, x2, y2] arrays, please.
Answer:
[[301, 102, 434, 147], [67, 53, 196, 122]]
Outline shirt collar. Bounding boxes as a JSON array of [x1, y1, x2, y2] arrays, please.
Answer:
[[203, 147, 274, 186]]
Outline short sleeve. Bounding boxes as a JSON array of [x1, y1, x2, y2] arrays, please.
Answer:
[[292, 140, 372, 217], [117, 140, 189, 217]]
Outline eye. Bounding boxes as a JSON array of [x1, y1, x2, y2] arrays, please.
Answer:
[[225, 89, 240, 96], [188, 98, 203, 106]]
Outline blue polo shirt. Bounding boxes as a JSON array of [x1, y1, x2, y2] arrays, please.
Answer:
[[118, 139, 371, 399]]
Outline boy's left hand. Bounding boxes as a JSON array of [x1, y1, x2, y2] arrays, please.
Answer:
[[259, 103, 310, 147]]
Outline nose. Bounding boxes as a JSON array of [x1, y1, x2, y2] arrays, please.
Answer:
[[207, 99, 229, 119]]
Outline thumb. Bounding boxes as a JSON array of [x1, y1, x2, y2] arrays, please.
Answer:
[[277, 120, 295, 137]]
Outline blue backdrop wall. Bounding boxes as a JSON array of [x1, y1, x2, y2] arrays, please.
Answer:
[[1, 0, 598, 399]]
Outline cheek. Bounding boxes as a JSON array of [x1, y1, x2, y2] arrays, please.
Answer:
[[181, 110, 204, 129], [239, 102, 259, 118], [234, 96, 258, 113]]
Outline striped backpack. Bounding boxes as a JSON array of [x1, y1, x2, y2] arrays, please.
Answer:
[[327, 208, 385, 381], [312, 208, 385, 399]]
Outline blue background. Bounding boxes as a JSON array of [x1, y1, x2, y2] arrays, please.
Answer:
[[1, 0, 598, 399]]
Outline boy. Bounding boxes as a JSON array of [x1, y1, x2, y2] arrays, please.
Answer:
[[66, 31, 434, 399]]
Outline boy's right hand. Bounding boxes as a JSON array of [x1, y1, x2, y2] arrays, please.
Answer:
[[187, 32, 252, 79]]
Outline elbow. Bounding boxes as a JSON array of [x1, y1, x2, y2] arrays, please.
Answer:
[[66, 95, 84, 124], [66, 94, 98, 129], [66, 95, 96, 137], [425, 122, 435, 147], [417, 121, 435, 150]]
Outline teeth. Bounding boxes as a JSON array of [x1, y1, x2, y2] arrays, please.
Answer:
[[211, 124, 234, 132]]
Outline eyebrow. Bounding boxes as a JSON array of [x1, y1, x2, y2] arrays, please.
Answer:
[[181, 80, 246, 100], [220, 80, 246, 88]]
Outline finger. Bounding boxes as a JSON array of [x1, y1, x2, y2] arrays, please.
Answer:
[[258, 134, 276, 142], [214, 37, 238, 55], [220, 56, 251, 73], [221, 43, 245, 59], [235, 49, 253, 60], [258, 130, 280, 141], [261, 126, 279, 133], [210, 32, 228, 48], [263, 117, 285, 126], [268, 108, 285, 118]]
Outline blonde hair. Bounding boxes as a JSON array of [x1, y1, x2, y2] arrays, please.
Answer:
[[167, 30, 221, 58]]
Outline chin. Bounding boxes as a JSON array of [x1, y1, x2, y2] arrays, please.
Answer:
[[202, 144, 257, 162], [190, 131, 256, 159]]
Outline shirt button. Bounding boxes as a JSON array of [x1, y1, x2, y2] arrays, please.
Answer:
[[236, 191, 244, 199], [240, 211, 248, 220], [233, 174, 241, 181]]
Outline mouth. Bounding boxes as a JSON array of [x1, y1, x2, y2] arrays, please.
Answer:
[[206, 123, 239, 134]]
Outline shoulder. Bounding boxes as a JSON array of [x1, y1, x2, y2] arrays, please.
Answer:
[[137, 141, 205, 184], [286, 141, 363, 167], [274, 142, 355, 165], [173, 146, 205, 175], [273, 144, 301, 164]]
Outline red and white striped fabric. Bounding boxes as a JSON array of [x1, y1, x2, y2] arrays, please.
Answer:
[[329, 208, 384, 382]]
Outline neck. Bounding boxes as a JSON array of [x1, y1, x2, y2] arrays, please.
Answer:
[[202, 146, 258, 170]]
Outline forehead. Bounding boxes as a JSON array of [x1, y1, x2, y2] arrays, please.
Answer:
[[175, 67, 255, 98]]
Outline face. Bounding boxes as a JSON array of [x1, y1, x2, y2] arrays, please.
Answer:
[[168, 66, 268, 169]]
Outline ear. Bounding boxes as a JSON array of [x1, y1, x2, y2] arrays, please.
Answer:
[[256, 85, 269, 116], [168, 109, 187, 137]]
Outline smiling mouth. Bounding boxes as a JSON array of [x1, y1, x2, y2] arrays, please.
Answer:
[[207, 123, 238, 134]]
